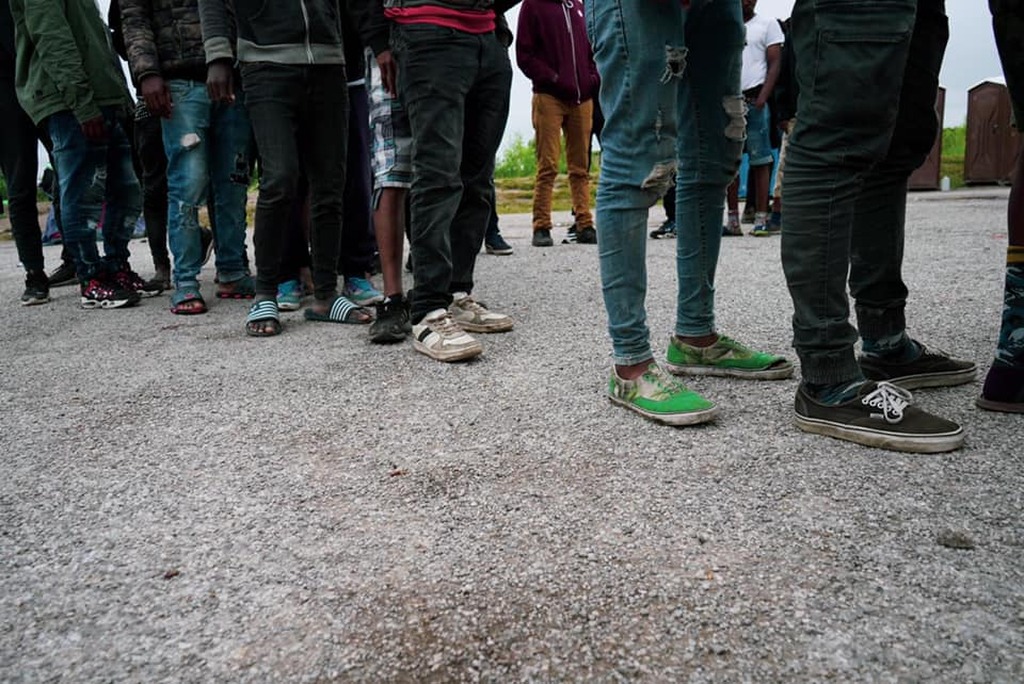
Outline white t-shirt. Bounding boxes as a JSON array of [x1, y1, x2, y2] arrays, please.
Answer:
[[741, 14, 785, 92]]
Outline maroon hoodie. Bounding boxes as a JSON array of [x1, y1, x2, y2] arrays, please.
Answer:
[[515, 0, 599, 105]]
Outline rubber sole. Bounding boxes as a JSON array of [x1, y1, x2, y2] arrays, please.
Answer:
[[975, 396, 1024, 414], [609, 395, 719, 427], [666, 360, 795, 380], [80, 297, 139, 310], [456, 319, 514, 334], [412, 338, 483, 362], [794, 414, 965, 453], [872, 367, 977, 390]]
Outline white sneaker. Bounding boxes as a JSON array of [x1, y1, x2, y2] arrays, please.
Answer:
[[448, 292, 513, 333], [412, 308, 483, 362]]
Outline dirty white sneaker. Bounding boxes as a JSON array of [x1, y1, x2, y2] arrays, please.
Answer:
[[448, 292, 513, 333], [412, 308, 483, 362]]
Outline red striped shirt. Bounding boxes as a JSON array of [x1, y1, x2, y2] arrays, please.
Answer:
[[385, 6, 496, 34]]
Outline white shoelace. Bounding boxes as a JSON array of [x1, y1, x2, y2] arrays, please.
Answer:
[[862, 381, 912, 424], [431, 313, 464, 337]]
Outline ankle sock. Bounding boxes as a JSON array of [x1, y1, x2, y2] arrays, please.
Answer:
[[804, 379, 866, 405], [754, 211, 768, 227], [995, 251, 1024, 368], [861, 331, 920, 363], [727, 210, 740, 227]]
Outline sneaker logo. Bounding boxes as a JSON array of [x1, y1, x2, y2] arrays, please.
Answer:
[[862, 382, 912, 424]]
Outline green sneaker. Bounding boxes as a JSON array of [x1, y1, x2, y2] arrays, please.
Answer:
[[665, 334, 794, 379], [608, 362, 718, 426]]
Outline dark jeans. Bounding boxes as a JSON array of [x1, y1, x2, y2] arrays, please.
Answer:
[[392, 24, 512, 322], [781, 0, 948, 385], [281, 175, 312, 283], [339, 83, 376, 278], [241, 63, 348, 300], [130, 110, 170, 271], [47, 107, 142, 281], [0, 74, 45, 273]]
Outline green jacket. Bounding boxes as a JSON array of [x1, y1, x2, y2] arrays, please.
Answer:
[[10, 0, 131, 125]]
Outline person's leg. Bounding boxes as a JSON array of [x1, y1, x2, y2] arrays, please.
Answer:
[[783, 0, 961, 451], [0, 75, 45, 277], [980, 0, 1024, 410], [162, 81, 213, 305], [531, 93, 563, 244], [850, 1, 973, 388], [394, 24, 478, 323], [565, 99, 595, 238], [339, 83, 382, 304], [99, 109, 144, 281], [208, 91, 253, 291], [744, 101, 775, 232], [301, 65, 355, 315], [134, 106, 171, 280], [241, 63, 302, 305]]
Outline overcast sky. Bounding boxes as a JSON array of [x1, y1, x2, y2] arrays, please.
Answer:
[[93, 0, 1002, 152]]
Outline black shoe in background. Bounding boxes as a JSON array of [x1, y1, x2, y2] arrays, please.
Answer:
[[859, 342, 976, 390], [577, 226, 597, 244], [370, 295, 412, 344], [20, 271, 50, 306], [533, 229, 554, 247], [48, 261, 78, 287]]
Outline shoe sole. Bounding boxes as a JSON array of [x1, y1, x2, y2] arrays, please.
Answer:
[[80, 297, 140, 310], [20, 296, 51, 306], [665, 360, 795, 380], [485, 247, 514, 255], [975, 396, 1024, 413], [371, 329, 409, 344], [413, 339, 483, 362], [608, 395, 719, 426], [866, 366, 977, 390], [794, 414, 965, 453], [346, 293, 385, 306], [456, 319, 514, 333], [277, 301, 302, 312], [137, 290, 163, 298]]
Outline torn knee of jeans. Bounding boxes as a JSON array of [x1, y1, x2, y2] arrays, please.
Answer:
[[180, 133, 202, 150], [723, 96, 746, 140], [659, 45, 688, 84], [641, 161, 678, 197], [229, 152, 250, 185], [178, 201, 202, 226]]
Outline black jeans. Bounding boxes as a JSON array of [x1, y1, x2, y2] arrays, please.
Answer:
[[781, 0, 948, 384], [392, 24, 512, 322], [241, 63, 349, 300], [0, 74, 45, 273], [131, 110, 170, 271], [339, 83, 376, 278]]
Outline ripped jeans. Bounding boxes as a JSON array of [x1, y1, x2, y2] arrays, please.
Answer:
[[586, 0, 745, 366], [47, 107, 141, 282], [163, 81, 251, 289]]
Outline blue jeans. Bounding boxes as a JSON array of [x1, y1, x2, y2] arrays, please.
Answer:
[[587, 0, 745, 365], [163, 81, 251, 289], [743, 98, 775, 166], [781, 0, 947, 385], [47, 107, 141, 281]]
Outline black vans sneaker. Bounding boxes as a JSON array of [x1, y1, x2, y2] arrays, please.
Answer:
[[113, 267, 164, 298], [80, 278, 141, 310], [794, 381, 964, 453], [48, 261, 78, 287], [369, 295, 412, 344], [20, 271, 50, 306], [859, 342, 976, 389]]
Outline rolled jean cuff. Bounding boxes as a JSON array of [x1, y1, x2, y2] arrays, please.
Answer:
[[855, 304, 906, 343], [612, 349, 655, 368], [675, 323, 716, 338], [796, 349, 864, 387]]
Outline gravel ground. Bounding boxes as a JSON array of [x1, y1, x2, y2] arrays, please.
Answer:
[[1, 188, 1022, 682]]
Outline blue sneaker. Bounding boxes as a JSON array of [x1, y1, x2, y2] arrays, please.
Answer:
[[276, 279, 303, 311], [343, 276, 384, 306]]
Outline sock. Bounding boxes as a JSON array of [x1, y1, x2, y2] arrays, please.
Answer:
[[995, 250, 1024, 368], [754, 211, 768, 228], [727, 210, 740, 226], [804, 379, 866, 405], [861, 331, 920, 363]]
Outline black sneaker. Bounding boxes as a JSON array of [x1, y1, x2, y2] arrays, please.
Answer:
[[577, 226, 597, 244], [369, 295, 412, 344], [859, 342, 976, 390], [113, 267, 164, 298], [48, 261, 78, 288], [561, 224, 577, 244], [532, 229, 554, 247], [80, 278, 141, 310], [485, 234, 513, 255], [794, 381, 964, 453], [21, 271, 50, 306], [650, 219, 677, 239]]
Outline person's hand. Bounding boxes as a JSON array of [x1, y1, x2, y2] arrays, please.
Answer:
[[207, 61, 235, 103], [778, 118, 790, 131], [376, 50, 397, 97], [140, 74, 172, 118], [753, 96, 767, 110], [80, 115, 108, 142]]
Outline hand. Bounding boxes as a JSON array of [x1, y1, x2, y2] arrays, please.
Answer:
[[753, 96, 767, 110], [140, 74, 172, 118], [778, 118, 791, 132], [80, 115, 108, 142], [376, 50, 397, 98], [207, 61, 235, 104]]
